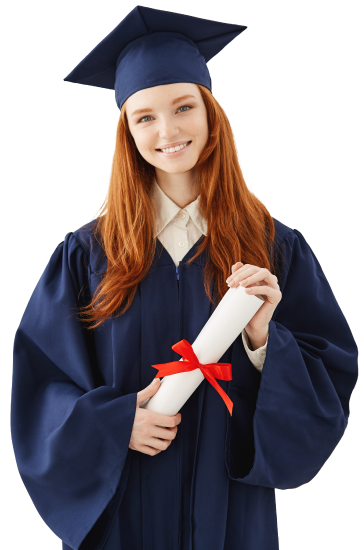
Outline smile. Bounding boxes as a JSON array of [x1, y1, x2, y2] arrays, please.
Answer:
[[156, 141, 192, 155]]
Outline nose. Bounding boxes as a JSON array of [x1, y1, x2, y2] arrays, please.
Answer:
[[158, 115, 179, 141]]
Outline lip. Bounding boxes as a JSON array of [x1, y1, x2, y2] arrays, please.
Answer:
[[156, 140, 192, 157], [156, 140, 191, 150]]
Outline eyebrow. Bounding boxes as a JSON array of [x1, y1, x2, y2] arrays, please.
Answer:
[[131, 94, 196, 117]]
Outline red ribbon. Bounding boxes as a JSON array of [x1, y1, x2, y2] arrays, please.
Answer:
[[151, 339, 233, 416]]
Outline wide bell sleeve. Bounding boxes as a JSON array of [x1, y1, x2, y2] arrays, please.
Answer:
[[11, 233, 138, 550], [225, 229, 358, 489]]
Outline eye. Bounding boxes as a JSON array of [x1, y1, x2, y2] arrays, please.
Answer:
[[138, 105, 192, 124], [138, 116, 151, 123], [178, 105, 192, 113]]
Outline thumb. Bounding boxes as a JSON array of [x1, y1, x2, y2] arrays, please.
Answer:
[[136, 378, 161, 406]]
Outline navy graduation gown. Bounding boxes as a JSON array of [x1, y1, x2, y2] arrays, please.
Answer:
[[11, 218, 358, 550]]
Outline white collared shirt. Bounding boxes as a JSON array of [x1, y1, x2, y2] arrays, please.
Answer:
[[150, 179, 268, 372]]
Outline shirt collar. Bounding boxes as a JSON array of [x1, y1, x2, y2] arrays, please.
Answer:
[[150, 178, 208, 237]]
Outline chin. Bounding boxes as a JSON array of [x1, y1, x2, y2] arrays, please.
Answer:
[[163, 164, 195, 174]]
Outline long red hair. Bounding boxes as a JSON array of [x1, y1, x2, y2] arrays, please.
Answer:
[[78, 85, 281, 329]]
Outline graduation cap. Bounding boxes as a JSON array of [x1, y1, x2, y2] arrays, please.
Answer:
[[64, 5, 247, 110]]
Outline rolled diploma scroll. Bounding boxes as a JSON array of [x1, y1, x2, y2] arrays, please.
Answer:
[[140, 285, 264, 415]]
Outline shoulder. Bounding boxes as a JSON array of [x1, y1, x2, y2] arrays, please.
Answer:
[[272, 217, 309, 253], [71, 218, 106, 273], [272, 217, 312, 254], [271, 218, 322, 290], [72, 219, 98, 252], [271, 218, 309, 287], [272, 217, 295, 245]]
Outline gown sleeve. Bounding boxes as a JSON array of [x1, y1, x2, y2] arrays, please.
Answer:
[[225, 229, 358, 489], [11, 233, 138, 550]]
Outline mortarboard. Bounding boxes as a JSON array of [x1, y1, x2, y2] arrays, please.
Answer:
[[64, 5, 247, 110]]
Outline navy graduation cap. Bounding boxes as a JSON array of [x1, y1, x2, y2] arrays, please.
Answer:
[[64, 5, 247, 109]]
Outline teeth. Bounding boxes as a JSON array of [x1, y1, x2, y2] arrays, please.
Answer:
[[161, 141, 190, 154]]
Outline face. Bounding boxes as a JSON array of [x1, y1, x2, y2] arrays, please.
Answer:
[[125, 82, 209, 176]]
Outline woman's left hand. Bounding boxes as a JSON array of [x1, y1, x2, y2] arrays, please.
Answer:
[[226, 262, 282, 340]]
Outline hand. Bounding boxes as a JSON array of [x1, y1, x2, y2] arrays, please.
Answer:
[[129, 378, 182, 456], [226, 263, 282, 345]]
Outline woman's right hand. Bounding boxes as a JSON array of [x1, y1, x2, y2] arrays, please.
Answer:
[[129, 378, 182, 456]]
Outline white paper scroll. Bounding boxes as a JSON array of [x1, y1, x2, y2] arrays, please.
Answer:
[[139, 285, 264, 415]]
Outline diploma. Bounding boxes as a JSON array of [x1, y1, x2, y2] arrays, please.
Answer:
[[140, 285, 264, 415]]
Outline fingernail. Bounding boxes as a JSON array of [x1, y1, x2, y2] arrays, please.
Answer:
[[152, 378, 159, 385]]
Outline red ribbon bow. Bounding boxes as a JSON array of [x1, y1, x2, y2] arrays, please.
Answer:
[[151, 339, 233, 416]]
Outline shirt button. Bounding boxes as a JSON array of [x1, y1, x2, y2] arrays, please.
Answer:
[[178, 242, 185, 248], [180, 213, 186, 219]]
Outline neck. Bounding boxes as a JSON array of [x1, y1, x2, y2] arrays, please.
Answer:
[[154, 167, 199, 209]]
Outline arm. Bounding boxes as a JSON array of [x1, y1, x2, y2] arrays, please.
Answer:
[[11, 233, 137, 550], [226, 229, 358, 489]]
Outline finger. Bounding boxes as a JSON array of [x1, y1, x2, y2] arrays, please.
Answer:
[[231, 262, 244, 274], [239, 269, 279, 289], [227, 265, 259, 284], [244, 284, 282, 301], [148, 437, 173, 451], [150, 411, 181, 428], [152, 425, 177, 440], [227, 267, 259, 287], [268, 271, 279, 288], [139, 444, 162, 456]]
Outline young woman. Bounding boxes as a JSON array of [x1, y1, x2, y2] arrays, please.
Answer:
[[11, 7, 358, 550]]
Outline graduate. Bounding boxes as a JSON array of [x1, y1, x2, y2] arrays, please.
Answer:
[[11, 6, 358, 550]]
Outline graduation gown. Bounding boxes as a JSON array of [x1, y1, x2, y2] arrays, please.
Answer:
[[11, 217, 358, 550]]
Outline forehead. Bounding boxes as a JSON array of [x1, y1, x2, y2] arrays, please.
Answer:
[[125, 82, 201, 113]]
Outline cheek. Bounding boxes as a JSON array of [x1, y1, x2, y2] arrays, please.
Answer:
[[200, 122, 209, 148], [191, 117, 209, 150], [133, 132, 154, 157], [190, 113, 208, 137]]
